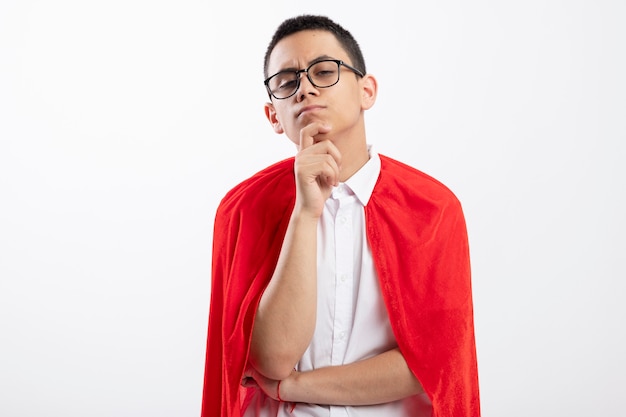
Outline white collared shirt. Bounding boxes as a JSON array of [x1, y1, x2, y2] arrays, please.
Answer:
[[246, 147, 430, 416]]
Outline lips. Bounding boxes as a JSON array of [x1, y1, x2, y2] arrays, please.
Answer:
[[297, 105, 325, 118]]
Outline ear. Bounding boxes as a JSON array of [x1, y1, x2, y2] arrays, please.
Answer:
[[360, 74, 378, 111], [264, 102, 284, 134]]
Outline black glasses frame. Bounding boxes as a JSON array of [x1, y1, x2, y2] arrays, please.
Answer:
[[264, 59, 365, 100]]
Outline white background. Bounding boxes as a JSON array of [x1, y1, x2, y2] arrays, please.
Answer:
[[1, 1, 624, 416]]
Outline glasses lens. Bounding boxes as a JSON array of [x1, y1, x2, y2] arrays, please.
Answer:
[[308, 61, 340, 88], [268, 72, 298, 99], [267, 61, 341, 99]]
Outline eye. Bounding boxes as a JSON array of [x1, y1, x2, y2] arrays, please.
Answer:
[[278, 79, 298, 91], [310, 61, 338, 81], [315, 69, 336, 77]]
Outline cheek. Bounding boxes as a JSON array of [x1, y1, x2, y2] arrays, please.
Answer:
[[335, 96, 362, 122], [272, 107, 300, 142], [281, 124, 301, 146]]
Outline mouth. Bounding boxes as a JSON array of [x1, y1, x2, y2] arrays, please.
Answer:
[[297, 105, 325, 118]]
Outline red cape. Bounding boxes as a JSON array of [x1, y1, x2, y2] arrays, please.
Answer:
[[202, 154, 480, 416]]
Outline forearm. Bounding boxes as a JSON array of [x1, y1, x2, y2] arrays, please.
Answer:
[[249, 210, 319, 380], [281, 348, 423, 405]]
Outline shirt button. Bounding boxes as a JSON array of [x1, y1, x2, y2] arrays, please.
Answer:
[[340, 273, 348, 282], [339, 331, 347, 340]]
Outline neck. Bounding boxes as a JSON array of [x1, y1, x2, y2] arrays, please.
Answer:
[[336, 138, 369, 183], [325, 118, 369, 182]]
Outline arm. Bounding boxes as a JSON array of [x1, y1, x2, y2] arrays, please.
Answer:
[[248, 210, 318, 380], [248, 123, 341, 380], [244, 348, 423, 405]]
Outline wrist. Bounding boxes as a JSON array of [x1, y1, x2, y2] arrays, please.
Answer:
[[277, 380, 285, 402], [290, 206, 322, 224], [277, 371, 299, 403]]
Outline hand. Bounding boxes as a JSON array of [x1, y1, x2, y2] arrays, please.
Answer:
[[241, 366, 280, 400], [293, 122, 342, 218]]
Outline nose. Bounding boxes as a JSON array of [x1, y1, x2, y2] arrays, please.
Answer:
[[296, 70, 318, 101]]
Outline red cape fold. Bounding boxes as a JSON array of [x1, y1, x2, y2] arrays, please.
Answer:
[[201, 154, 480, 416]]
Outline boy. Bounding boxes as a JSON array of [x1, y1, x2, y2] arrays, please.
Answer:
[[202, 14, 480, 417]]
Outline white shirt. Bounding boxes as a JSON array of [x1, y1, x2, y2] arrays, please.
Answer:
[[245, 148, 431, 416]]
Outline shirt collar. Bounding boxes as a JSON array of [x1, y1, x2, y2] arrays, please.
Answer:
[[336, 145, 380, 207]]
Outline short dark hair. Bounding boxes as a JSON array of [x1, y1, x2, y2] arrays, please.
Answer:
[[263, 15, 367, 79]]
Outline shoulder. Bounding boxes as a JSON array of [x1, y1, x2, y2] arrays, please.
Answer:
[[217, 157, 296, 217], [368, 154, 467, 240], [377, 154, 461, 208]]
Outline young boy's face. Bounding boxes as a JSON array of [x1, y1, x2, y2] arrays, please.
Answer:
[[264, 30, 373, 148]]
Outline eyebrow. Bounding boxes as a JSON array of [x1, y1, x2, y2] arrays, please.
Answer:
[[278, 55, 337, 72]]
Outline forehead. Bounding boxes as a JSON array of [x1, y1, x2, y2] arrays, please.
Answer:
[[267, 30, 349, 73]]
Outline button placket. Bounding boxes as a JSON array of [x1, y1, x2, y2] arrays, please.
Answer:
[[331, 191, 354, 365]]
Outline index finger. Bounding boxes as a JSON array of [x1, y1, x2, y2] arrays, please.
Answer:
[[299, 122, 331, 151]]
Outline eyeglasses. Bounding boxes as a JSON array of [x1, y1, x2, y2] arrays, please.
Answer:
[[264, 59, 364, 100]]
